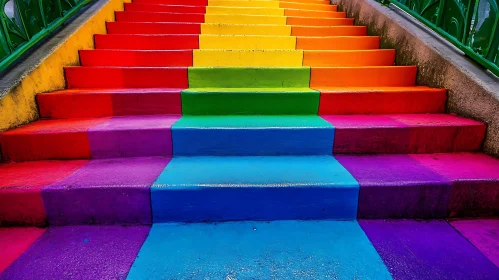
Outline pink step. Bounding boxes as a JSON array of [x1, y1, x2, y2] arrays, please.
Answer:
[[0, 115, 180, 162], [64, 67, 188, 88], [94, 34, 199, 50], [37, 88, 182, 118], [323, 114, 486, 154]]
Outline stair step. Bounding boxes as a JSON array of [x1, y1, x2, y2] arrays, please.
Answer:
[[188, 67, 310, 88], [0, 115, 181, 161], [193, 49, 303, 66], [279, 2, 337, 11], [311, 66, 417, 87], [303, 50, 395, 66], [206, 14, 287, 24], [106, 22, 201, 35], [297, 36, 380, 50], [181, 87, 319, 115], [80, 50, 193, 67], [1, 153, 497, 225], [94, 34, 199, 50], [206, 6, 286, 16], [316, 86, 446, 114], [202, 22, 292, 35], [285, 9, 346, 18], [65, 67, 188, 88], [172, 116, 334, 156], [133, 0, 208, 5], [37, 88, 182, 118], [209, 0, 282, 7], [291, 25, 366, 36], [115, 11, 206, 23], [324, 114, 485, 154], [124, 3, 206, 13], [287, 16, 354, 26], [152, 156, 358, 221], [199, 34, 296, 49]]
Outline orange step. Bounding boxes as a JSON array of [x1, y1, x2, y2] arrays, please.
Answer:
[[279, 2, 337, 11], [297, 36, 380, 50], [286, 17, 354, 26], [310, 66, 418, 87], [284, 10, 346, 18], [303, 50, 395, 66], [291, 26, 366, 36]]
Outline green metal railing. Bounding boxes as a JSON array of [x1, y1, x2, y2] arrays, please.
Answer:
[[379, 0, 499, 76], [0, 0, 92, 72]]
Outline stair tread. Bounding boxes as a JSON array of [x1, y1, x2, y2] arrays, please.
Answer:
[[173, 115, 332, 128], [322, 114, 484, 128]]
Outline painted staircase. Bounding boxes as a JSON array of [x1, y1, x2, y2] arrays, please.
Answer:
[[1, 0, 498, 227]]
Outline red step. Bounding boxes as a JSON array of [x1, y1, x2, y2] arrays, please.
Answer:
[[132, 0, 208, 5], [106, 22, 201, 35], [94, 34, 199, 50], [317, 87, 447, 114], [79, 50, 193, 66], [37, 88, 183, 118], [124, 3, 206, 13], [322, 114, 486, 154], [65, 67, 188, 88], [0, 116, 180, 162], [115, 11, 205, 23]]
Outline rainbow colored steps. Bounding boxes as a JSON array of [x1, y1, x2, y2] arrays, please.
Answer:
[[1, 0, 498, 226]]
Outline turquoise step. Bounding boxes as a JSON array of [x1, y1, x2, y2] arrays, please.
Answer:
[[172, 116, 334, 156], [151, 156, 359, 222]]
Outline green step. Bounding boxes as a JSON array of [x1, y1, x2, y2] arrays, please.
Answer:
[[181, 88, 320, 115], [188, 67, 311, 88]]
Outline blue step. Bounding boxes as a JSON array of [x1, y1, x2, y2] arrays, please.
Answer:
[[171, 116, 334, 156], [127, 220, 392, 279], [151, 156, 359, 222]]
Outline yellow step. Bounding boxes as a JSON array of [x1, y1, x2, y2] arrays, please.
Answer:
[[193, 49, 303, 66], [206, 6, 285, 16], [199, 35, 296, 49], [208, 0, 280, 7], [205, 14, 287, 24], [201, 23, 291, 35]]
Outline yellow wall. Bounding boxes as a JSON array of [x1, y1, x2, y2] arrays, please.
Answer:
[[0, 0, 130, 132]]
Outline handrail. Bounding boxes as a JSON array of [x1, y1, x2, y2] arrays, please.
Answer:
[[0, 0, 92, 72], [378, 0, 499, 76]]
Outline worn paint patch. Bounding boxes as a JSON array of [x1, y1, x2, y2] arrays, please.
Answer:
[[127, 221, 391, 279], [0, 226, 150, 279]]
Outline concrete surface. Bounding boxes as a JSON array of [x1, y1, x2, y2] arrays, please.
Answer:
[[333, 0, 499, 157]]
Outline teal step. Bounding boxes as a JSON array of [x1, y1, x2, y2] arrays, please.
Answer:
[[181, 88, 320, 115], [171, 116, 334, 156]]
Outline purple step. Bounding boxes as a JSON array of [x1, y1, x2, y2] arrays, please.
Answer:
[[0, 226, 150, 279], [360, 220, 499, 279]]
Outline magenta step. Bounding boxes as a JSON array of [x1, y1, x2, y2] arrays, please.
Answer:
[[106, 22, 201, 35], [37, 88, 182, 118], [324, 114, 486, 154], [94, 34, 199, 50], [0, 115, 180, 162], [115, 11, 205, 23], [124, 3, 206, 13], [338, 153, 499, 218], [79, 50, 193, 67], [65, 67, 188, 88]]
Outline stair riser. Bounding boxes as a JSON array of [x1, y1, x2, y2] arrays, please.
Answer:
[[124, 3, 207, 13], [115, 11, 206, 23], [94, 34, 199, 50], [332, 126, 486, 154], [38, 92, 182, 119], [133, 0, 208, 5], [291, 26, 366, 36], [172, 128, 335, 156], [65, 67, 188, 88], [182, 91, 319, 115], [318, 90, 447, 114], [152, 188, 359, 222], [106, 22, 201, 34], [287, 17, 354, 26], [80, 50, 193, 67]]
